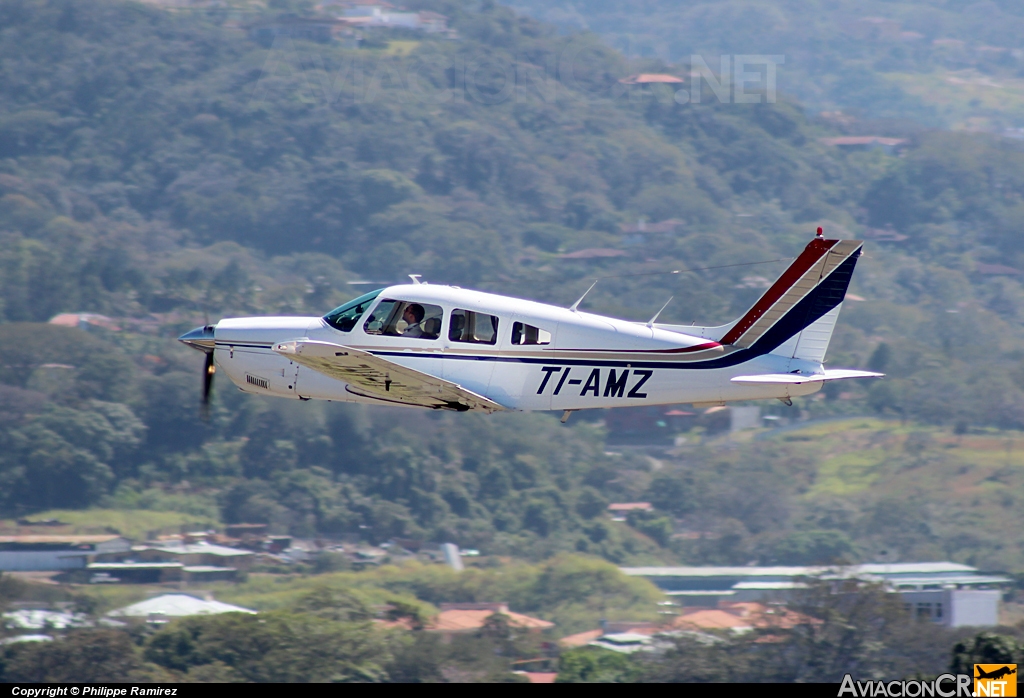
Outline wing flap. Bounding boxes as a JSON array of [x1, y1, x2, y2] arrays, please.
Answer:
[[273, 339, 507, 413], [731, 369, 883, 385]]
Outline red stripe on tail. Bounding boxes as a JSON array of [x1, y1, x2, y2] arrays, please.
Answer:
[[720, 238, 838, 346]]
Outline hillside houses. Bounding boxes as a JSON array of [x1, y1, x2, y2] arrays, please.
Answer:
[[338, 3, 449, 33]]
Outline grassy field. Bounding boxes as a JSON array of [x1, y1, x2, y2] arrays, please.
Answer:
[[760, 418, 1024, 569], [781, 419, 1024, 483], [0, 509, 218, 541], [884, 69, 1024, 132], [382, 40, 421, 56], [790, 419, 1024, 497]]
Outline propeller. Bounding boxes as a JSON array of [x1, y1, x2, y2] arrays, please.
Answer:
[[178, 325, 217, 419], [202, 350, 216, 418]]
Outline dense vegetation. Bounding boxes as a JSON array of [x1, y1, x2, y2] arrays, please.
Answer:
[[510, 0, 1024, 130], [2, 0, 1024, 572]]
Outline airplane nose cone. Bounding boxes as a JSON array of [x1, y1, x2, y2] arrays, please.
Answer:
[[178, 325, 216, 352]]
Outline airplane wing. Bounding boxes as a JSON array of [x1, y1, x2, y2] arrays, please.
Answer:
[[272, 339, 507, 413], [730, 369, 883, 385]]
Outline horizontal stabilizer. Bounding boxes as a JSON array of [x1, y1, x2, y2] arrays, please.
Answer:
[[273, 339, 507, 413], [730, 369, 883, 385]]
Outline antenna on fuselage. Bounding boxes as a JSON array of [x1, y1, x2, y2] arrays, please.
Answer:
[[569, 280, 598, 313], [409, 274, 423, 285], [646, 296, 674, 328]]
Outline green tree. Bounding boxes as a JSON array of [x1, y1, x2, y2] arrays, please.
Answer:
[[643, 473, 696, 517], [144, 611, 393, 682], [626, 509, 674, 547], [764, 530, 857, 565], [556, 648, 641, 683], [0, 422, 114, 510], [1, 629, 161, 682], [951, 634, 1024, 675]]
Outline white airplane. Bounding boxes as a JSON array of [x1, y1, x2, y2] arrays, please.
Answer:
[[179, 233, 881, 420]]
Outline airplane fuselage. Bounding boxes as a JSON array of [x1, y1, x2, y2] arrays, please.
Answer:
[[208, 284, 825, 411]]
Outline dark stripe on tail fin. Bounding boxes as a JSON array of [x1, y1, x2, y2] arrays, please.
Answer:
[[721, 238, 862, 349], [745, 247, 861, 356], [721, 238, 839, 345]]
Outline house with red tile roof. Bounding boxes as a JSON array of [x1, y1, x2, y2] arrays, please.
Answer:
[[671, 608, 754, 633], [426, 603, 553, 635], [670, 602, 816, 633], [558, 628, 605, 648], [519, 671, 558, 683], [619, 74, 685, 85], [607, 502, 653, 513]]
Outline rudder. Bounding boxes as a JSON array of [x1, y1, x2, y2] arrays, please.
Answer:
[[772, 303, 842, 363]]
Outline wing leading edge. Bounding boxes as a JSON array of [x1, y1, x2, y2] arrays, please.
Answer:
[[272, 339, 507, 413]]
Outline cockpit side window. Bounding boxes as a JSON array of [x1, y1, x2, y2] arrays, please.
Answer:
[[449, 309, 498, 345], [363, 299, 443, 340], [511, 322, 551, 346], [323, 289, 382, 332]]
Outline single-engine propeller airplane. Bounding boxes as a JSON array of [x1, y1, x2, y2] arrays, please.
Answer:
[[179, 232, 881, 420]]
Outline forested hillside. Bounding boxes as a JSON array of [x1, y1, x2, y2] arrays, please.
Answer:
[[510, 0, 1024, 131], [2, 0, 1024, 567]]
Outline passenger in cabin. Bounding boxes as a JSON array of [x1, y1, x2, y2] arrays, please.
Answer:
[[401, 304, 426, 338]]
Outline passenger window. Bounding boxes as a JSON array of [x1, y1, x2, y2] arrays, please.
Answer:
[[363, 300, 443, 339], [449, 309, 498, 345], [511, 322, 551, 346]]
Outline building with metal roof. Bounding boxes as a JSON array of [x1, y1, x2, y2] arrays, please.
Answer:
[[130, 541, 254, 570], [621, 562, 1010, 627], [107, 594, 256, 622], [0, 536, 131, 572]]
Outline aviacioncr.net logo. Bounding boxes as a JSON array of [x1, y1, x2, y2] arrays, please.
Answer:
[[839, 674, 972, 697], [974, 664, 1017, 697]]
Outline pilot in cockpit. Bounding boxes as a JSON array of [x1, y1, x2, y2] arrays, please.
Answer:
[[401, 304, 426, 338]]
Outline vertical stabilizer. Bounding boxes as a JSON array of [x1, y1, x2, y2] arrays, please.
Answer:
[[720, 238, 861, 349], [654, 236, 863, 361], [771, 302, 843, 363]]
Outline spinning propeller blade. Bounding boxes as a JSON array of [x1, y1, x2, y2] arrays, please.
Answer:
[[202, 350, 216, 417], [178, 324, 217, 418]]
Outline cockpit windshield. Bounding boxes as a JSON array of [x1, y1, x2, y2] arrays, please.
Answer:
[[323, 289, 383, 332]]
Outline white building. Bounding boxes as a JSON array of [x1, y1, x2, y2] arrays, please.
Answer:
[[621, 562, 1009, 628], [107, 594, 256, 624]]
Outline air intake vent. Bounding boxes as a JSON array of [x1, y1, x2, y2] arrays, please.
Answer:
[[246, 375, 269, 390]]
